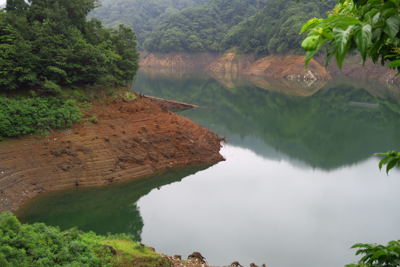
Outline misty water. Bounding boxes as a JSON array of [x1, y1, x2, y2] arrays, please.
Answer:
[[17, 69, 400, 267]]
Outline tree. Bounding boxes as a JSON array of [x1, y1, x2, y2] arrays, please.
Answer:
[[5, 0, 29, 14], [301, 0, 400, 175], [220, 0, 336, 54], [0, 0, 139, 91]]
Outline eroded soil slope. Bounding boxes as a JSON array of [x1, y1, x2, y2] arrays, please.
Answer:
[[241, 54, 331, 80], [0, 93, 224, 213], [315, 53, 400, 83], [140, 52, 220, 68], [205, 51, 255, 73]]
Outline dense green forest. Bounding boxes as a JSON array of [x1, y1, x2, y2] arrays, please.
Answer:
[[0, 0, 139, 140], [89, 0, 336, 54], [219, 0, 336, 54], [88, 0, 209, 48], [142, 0, 267, 52], [1, 0, 139, 91]]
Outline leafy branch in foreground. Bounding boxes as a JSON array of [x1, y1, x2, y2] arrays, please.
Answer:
[[300, 0, 400, 72], [376, 150, 400, 175], [300, 1, 400, 266], [345, 241, 400, 267], [300, 0, 400, 174]]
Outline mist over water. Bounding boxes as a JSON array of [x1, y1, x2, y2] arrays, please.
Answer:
[[18, 69, 400, 267]]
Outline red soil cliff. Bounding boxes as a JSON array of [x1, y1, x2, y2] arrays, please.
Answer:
[[0, 92, 225, 213]]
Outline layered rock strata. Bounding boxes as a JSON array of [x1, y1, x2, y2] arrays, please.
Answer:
[[205, 52, 255, 73], [241, 54, 331, 80], [140, 52, 220, 68], [0, 94, 224, 213]]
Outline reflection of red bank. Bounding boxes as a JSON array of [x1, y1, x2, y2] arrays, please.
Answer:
[[241, 54, 331, 80]]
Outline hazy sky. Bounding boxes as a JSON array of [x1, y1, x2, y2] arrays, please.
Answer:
[[0, 0, 6, 6]]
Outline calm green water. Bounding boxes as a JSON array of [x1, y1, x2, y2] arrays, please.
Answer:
[[17, 69, 400, 267]]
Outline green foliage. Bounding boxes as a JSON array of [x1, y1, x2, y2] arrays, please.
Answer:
[[0, 94, 83, 138], [345, 241, 400, 267], [40, 79, 62, 95], [122, 92, 137, 101], [300, 0, 400, 174], [300, 0, 400, 71], [0, 212, 168, 267], [143, 0, 266, 52], [0, 0, 139, 91], [0, 212, 102, 266], [220, 0, 336, 55], [88, 0, 209, 47], [89, 115, 98, 123], [376, 150, 400, 175]]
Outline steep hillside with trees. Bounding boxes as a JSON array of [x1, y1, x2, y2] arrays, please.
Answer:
[[219, 0, 336, 55], [142, 0, 267, 52], [88, 0, 209, 48], [0, 0, 139, 139], [1, 0, 139, 91]]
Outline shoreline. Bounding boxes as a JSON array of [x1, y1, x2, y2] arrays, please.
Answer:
[[139, 51, 400, 83], [0, 90, 225, 214]]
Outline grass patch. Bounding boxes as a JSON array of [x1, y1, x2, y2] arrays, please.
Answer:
[[101, 239, 169, 267]]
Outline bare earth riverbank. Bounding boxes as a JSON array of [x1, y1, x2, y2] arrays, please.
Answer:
[[0, 91, 225, 214], [140, 50, 400, 83]]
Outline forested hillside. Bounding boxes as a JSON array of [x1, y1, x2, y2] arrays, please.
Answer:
[[142, 0, 267, 52], [0, 0, 139, 139], [220, 0, 336, 54], [88, 0, 209, 47], [1, 0, 139, 91]]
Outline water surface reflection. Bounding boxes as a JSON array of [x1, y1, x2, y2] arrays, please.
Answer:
[[16, 69, 400, 267], [16, 164, 213, 240]]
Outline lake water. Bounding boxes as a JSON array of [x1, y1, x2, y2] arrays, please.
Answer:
[[16, 69, 400, 267]]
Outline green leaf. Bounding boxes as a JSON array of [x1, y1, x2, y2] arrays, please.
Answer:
[[386, 158, 399, 174], [388, 60, 400, 67], [379, 157, 386, 170], [330, 17, 360, 28], [383, 15, 400, 39], [371, 12, 381, 27], [301, 35, 321, 50], [388, 250, 399, 257], [353, 23, 372, 65], [300, 18, 323, 34], [369, 37, 384, 63], [333, 26, 353, 70], [325, 39, 337, 67], [371, 249, 388, 260], [351, 243, 368, 249], [380, 0, 397, 12], [305, 38, 329, 70], [382, 8, 398, 19]]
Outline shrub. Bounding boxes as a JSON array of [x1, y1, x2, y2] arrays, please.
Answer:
[[39, 80, 62, 95], [0, 212, 166, 267], [89, 116, 98, 123], [0, 212, 102, 266], [346, 241, 400, 267], [0, 95, 83, 138]]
